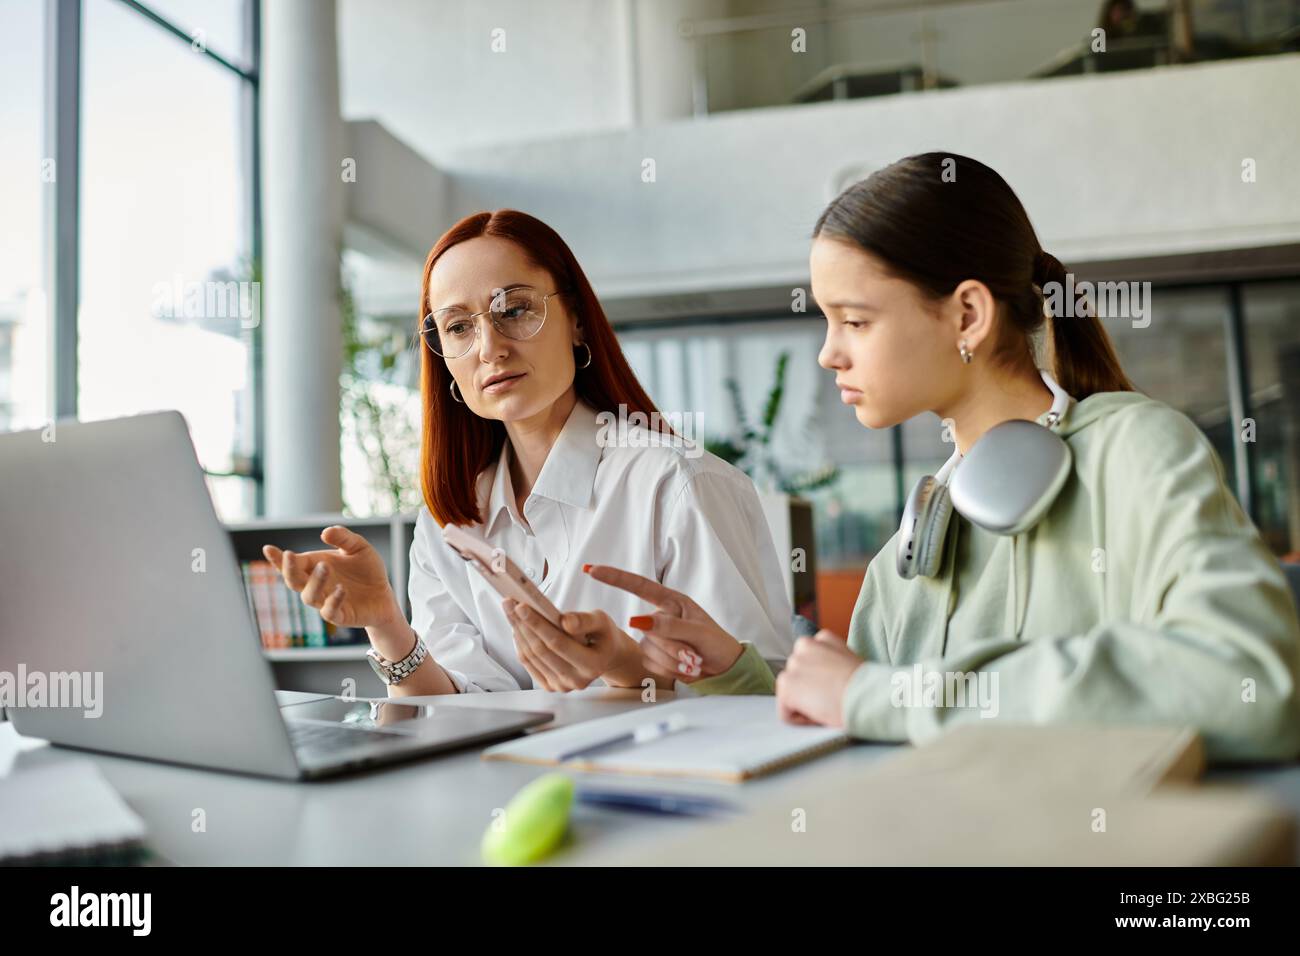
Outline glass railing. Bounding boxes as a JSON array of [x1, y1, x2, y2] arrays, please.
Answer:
[[682, 0, 1300, 114]]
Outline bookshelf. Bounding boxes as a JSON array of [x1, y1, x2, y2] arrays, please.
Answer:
[[225, 511, 419, 696], [262, 646, 371, 662]]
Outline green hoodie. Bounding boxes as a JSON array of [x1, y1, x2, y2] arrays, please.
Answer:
[[693, 392, 1300, 763]]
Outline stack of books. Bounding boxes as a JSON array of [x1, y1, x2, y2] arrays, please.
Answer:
[[239, 560, 363, 648]]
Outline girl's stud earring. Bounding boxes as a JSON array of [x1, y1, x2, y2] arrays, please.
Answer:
[[959, 340, 973, 364]]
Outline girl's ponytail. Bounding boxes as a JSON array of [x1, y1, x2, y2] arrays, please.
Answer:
[[1034, 249, 1134, 399]]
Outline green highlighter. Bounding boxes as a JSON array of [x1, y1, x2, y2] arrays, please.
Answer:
[[482, 773, 575, 866]]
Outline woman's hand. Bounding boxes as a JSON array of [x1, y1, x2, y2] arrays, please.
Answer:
[[503, 600, 649, 692], [774, 631, 863, 727], [583, 564, 744, 682], [262, 526, 403, 631]]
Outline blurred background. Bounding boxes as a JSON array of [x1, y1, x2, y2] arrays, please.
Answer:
[[3, 0, 1299, 638]]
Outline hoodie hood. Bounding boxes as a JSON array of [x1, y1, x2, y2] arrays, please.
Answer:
[[1045, 389, 1151, 439]]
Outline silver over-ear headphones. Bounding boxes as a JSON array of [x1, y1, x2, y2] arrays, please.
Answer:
[[896, 369, 1074, 580]]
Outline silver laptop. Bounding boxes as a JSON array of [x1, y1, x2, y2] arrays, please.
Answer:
[[0, 410, 551, 779]]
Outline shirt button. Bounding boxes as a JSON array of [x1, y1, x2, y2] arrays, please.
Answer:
[[525, 567, 536, 579]]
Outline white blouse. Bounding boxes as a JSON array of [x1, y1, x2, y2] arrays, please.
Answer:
[[407, 400, 794, 692]]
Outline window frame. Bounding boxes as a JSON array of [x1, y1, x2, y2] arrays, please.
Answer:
[[45, 0, 264, 511]]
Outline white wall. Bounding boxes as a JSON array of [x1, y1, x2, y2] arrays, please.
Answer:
[[426, 54, 1300, 299], [339, 0, 741, 160], [343, 120, 453, 261], [338, 0, 637, 161]]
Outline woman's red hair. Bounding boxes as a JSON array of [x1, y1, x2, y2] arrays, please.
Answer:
[[419, 209, 664, 527]]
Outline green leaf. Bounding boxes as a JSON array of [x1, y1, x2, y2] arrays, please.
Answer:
[[760, 351, 790, 437], [781, 464, 841, 496]]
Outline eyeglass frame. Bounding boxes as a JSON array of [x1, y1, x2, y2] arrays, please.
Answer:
[[419, 286, 571, 359]]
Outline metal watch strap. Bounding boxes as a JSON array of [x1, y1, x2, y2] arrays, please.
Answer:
[[367, 633, 428, 686]]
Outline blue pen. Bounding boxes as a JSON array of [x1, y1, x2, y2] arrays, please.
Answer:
[[575, 787, 740, 818]]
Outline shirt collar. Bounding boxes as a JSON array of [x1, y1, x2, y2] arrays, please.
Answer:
[[482, 399, 602, 533]]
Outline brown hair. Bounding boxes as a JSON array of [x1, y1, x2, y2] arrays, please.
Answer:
[[813, 152, 1134, 398], [418, 209, 664, 527]]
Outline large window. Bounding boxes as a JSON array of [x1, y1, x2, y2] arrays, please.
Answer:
[[1105, 280, 1300, 559], [0, 0, 49, 432], [1105, 286, 1239, 495], [79, 0, 258, 521], [4, 0, 262, 519], [1243, 281, 1300, 558], [337, 249, 424, 519], [139, 0, 250, 60]]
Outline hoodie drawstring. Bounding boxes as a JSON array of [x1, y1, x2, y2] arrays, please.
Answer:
[[1012, 531, 1031, 638]]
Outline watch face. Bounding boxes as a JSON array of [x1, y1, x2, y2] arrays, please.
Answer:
[[366, 650, 392, 685]]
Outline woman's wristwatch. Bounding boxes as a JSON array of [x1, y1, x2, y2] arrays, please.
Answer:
[[366, 632, 429, 686]]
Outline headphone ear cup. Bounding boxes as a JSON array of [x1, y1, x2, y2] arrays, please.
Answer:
[[898, 477, 930, 579], [897, 476, 953, 579], [917, 484, 953, 577]]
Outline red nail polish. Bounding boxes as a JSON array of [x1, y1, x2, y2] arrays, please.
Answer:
[[628, 615, 653, 630], [582, 563, 592, 573]]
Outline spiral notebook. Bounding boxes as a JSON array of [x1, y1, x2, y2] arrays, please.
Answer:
[[481, 697, 849, 782]]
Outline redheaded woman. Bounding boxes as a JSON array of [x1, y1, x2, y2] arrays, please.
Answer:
[[263, 210, 792, 695]]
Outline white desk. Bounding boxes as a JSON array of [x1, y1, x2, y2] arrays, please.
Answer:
[[0, 688, 900, 866], [3, 689, 1299, 865]]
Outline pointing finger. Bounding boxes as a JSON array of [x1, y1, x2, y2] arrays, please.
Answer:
[[627, 612, 709, 645], [583, 564, 685, 617]]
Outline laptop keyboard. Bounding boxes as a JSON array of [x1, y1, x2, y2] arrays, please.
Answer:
[[287, 721, 408, 757]]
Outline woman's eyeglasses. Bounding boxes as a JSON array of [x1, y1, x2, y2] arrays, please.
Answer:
[[421, 287, 567, 359]]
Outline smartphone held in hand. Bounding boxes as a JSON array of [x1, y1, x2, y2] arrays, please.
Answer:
[[441, 524, 565, 629]]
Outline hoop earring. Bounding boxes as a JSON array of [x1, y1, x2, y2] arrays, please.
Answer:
[[576, 342, 592, 369], [959, 340, 973, 365], [449, 380, 464, 403]]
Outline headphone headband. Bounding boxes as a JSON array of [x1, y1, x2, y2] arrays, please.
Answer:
[[1040, 368, 1070, 428]]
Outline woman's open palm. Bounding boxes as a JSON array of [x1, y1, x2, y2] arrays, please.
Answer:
[[262, 526, 401, 630]]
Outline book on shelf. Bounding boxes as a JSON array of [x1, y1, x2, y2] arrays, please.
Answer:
[[238, 560, 365, 649]]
